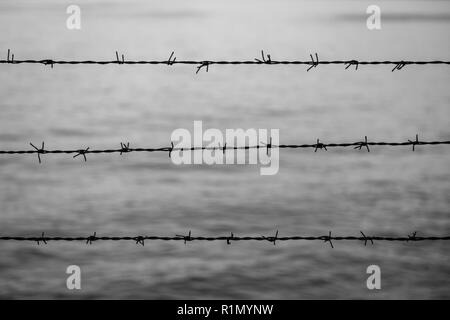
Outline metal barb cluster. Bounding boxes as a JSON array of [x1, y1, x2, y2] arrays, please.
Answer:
[[0, 135, 448, 163], [1, 50, 449, 73], [1, 231, 449, 247], [307, 53, 320, 71], [167, 51, 176, 66]]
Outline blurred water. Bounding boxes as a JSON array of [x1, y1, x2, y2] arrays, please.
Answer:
[[0, 0, 449, 299]]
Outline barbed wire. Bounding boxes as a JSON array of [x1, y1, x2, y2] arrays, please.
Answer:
[[1, 50, 449, 73], [0, 135, 448, 163], [0, 231, 448, 247]]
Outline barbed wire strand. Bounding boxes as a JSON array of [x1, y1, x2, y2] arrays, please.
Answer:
[[0, 231, 449, 247], [1, 135, 449, 163], [1, 50, 450, 73]]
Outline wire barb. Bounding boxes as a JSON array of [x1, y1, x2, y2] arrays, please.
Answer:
[[262, 230, 279, 245], [261, 137, 273, 155], [196, 61, 210, 74], [119, 142, 131, 155], [392, 61, 407, 72], [116, 51, 125, 65], [73, 147, 90, 161], [226, 232, 235, 245], [323, 231, 334, 248], [255, 50, 272, 64], [176, 230, 192, 244], [360, 231, 374, 246], [42, 59, 54, 68], [408, 134, 421, 152], [354, 136, 370, 152], [36, 232, 47, 245], [307, 53, 319, 71], [7, 49, 14, 64], [86, 232, 97, 245], [135, 236, 145, 246], [167, 51, 176, 66], [407, 231, 418, 242], [345, 60, 359, 70], [314, 139, 327, 152], [168, 142, 174, 158], [30, 142, 46, 163]]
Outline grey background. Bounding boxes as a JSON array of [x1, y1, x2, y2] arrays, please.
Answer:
[[0, 0, 449, 299]]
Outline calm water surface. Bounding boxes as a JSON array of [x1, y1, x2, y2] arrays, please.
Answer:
[[0, 0, 449, 298]]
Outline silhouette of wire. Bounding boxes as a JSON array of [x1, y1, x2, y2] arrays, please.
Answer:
[[2, 50, 449, 73], [1, 135, 448, 163], [0, 231, 448, 247]]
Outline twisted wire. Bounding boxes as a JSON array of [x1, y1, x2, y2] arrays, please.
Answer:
[[1, 231, 448, 247], [0, 136, 448, 162], [2, 50, 449, 73]]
